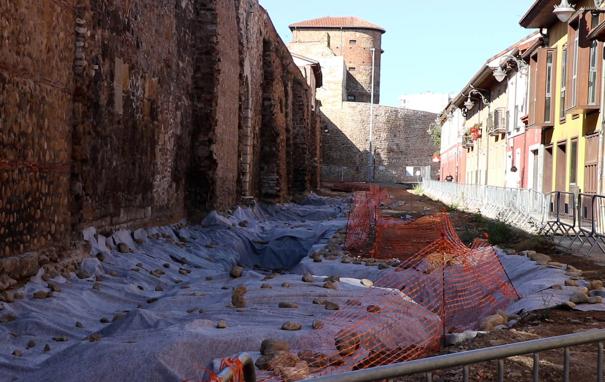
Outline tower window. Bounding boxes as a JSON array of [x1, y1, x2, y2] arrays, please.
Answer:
[[349, 67, 356, 71], [349, 39, 357, 45], [347, 95, 356, 101]]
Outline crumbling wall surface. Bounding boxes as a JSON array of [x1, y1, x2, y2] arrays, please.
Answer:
[[0, 0, 76, 284], [71, 0, 197, 230], [0, 0, 319, 287], [321, 103, 437, 183]]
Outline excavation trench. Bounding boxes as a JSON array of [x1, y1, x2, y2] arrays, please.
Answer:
[[0, 190, 601, 382]]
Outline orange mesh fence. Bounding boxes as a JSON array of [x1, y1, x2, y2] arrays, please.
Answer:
[[220, 187, 520, 382]]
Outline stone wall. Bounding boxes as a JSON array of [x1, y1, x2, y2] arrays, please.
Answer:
[[0, 0, 320, 288], [321, 103, 437, 183], [291, 28, 382, 103]]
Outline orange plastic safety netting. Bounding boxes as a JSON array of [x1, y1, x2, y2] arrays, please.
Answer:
[[218, 188, 519, 382]]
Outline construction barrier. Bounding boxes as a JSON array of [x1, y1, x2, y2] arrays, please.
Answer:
[[217, 187, 520, 382]]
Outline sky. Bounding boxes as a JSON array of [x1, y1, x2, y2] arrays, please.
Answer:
[[259, 0, 535, 107]]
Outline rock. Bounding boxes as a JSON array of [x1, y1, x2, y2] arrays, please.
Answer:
[[216, 320, 228, 329], [52, 336, 68, 342], [590, 280, 604, 290], [312, 320, 324, 330], [232, 286, 247, 308], [548, 261, 567, 270], [570, 292, 589, 304], [552, 284, 563, 290], [88, 333, 102, 342], [445, 330, 480, 346], [302, 273, 315, 283], [279, 302, 299, 309], [341, 257, 351, 264], [133, 228, 147, 243], [43, 344, 51, 352], [79, 258, 103, 278], [33, 290, 51, 299], [360, 279, 373, 287], [0, 275, 18, 290], [0, 314, 16, 323], [298, 350, 331, 369], [261, 283, 272, 289], [100, 317, 110, 324], [276, 361, 310, 382], [261, 339, 290, 356], [565, 279, 579, 287], [313, 298, 325, 305], [281, 321, 302, 331], [590, 289, 605, 298], [26, 340, 36, 349], [155, 285, 164, 292], [589, 296, 603, 304], [112, 312, 126, 322], [75, 321, 83, 328], [480, 314, 507, 331], [48, 283, 61, 293], [230, 265, 244, 278], [12, 349, 22, 357], [366, 305, 381, 313], [561, 301, 577, 309], [526, 252, 550, 265], [378, 263, 390, 270], [324, 301, 340, 311], [335, 330, 360, 357], [346, 299, 362, 306], [282, 282, 291, 288], [323, 281, 337, 290], [117, 243, 131, 253], [179, 268, 191, 276]]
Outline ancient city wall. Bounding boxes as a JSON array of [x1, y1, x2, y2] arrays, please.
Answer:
[[0, 0, 320, 288], [321, 103, 437, 183]]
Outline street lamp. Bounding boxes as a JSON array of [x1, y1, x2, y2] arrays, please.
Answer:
[[554, 0, 576, 23], [463, 86, 490, 113], [493, 67, 507, 83], [554, 0, 605, 23]]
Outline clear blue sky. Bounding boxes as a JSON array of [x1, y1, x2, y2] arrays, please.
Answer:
[[259, 0, 534, 107]]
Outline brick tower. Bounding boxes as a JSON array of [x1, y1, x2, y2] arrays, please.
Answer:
[[289, 16, 385, 104]]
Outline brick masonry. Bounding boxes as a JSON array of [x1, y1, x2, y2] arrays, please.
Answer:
[[0, 0, 321, 287]]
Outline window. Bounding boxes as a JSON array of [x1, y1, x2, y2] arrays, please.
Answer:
[[349, 67, 356, 71], [572, 34, 579, 106], [560, 45, 567, 119], [570, 139, 578, 184], [347, 95, 356, 101], [589, 40, 599, 104], [545, 50, 554, 123], [349, 39, 357, 46]]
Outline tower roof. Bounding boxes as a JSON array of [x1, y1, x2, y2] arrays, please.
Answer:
[[289, 17, 385, 34]]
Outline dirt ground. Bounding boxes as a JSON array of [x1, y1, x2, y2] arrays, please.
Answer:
[[320, 183, 605, 381]]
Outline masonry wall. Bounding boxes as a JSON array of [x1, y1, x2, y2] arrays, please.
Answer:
[[321, 103, 437, 183], [0, 0, 320, 288], [291, 28, 382, 103]]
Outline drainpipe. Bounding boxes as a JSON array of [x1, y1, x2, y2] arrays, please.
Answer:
[[485, 103, 491, 185], [368, 47, 376, 182], [598, 43, 605, 194]]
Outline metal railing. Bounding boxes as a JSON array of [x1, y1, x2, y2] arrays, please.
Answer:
[[300, 329, 605, 382], [421, 178, 549, 233]]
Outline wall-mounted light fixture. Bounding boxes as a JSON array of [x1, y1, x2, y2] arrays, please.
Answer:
[[493, 67, 507, 83], [554, 0, 576, 23], [492, 54, 529, 83], [463, 86, 490, 112], [554, 0, 605, 23]]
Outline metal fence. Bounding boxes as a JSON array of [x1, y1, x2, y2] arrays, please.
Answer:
[[420, 169, 605, 254], [421, 178, 549, 234], [298, 329, 605, 382]]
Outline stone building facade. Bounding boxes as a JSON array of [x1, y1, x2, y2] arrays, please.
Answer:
[[0, 0, 321, 287], [290, 17, 384, 104], [288, 16, 437, 183]]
